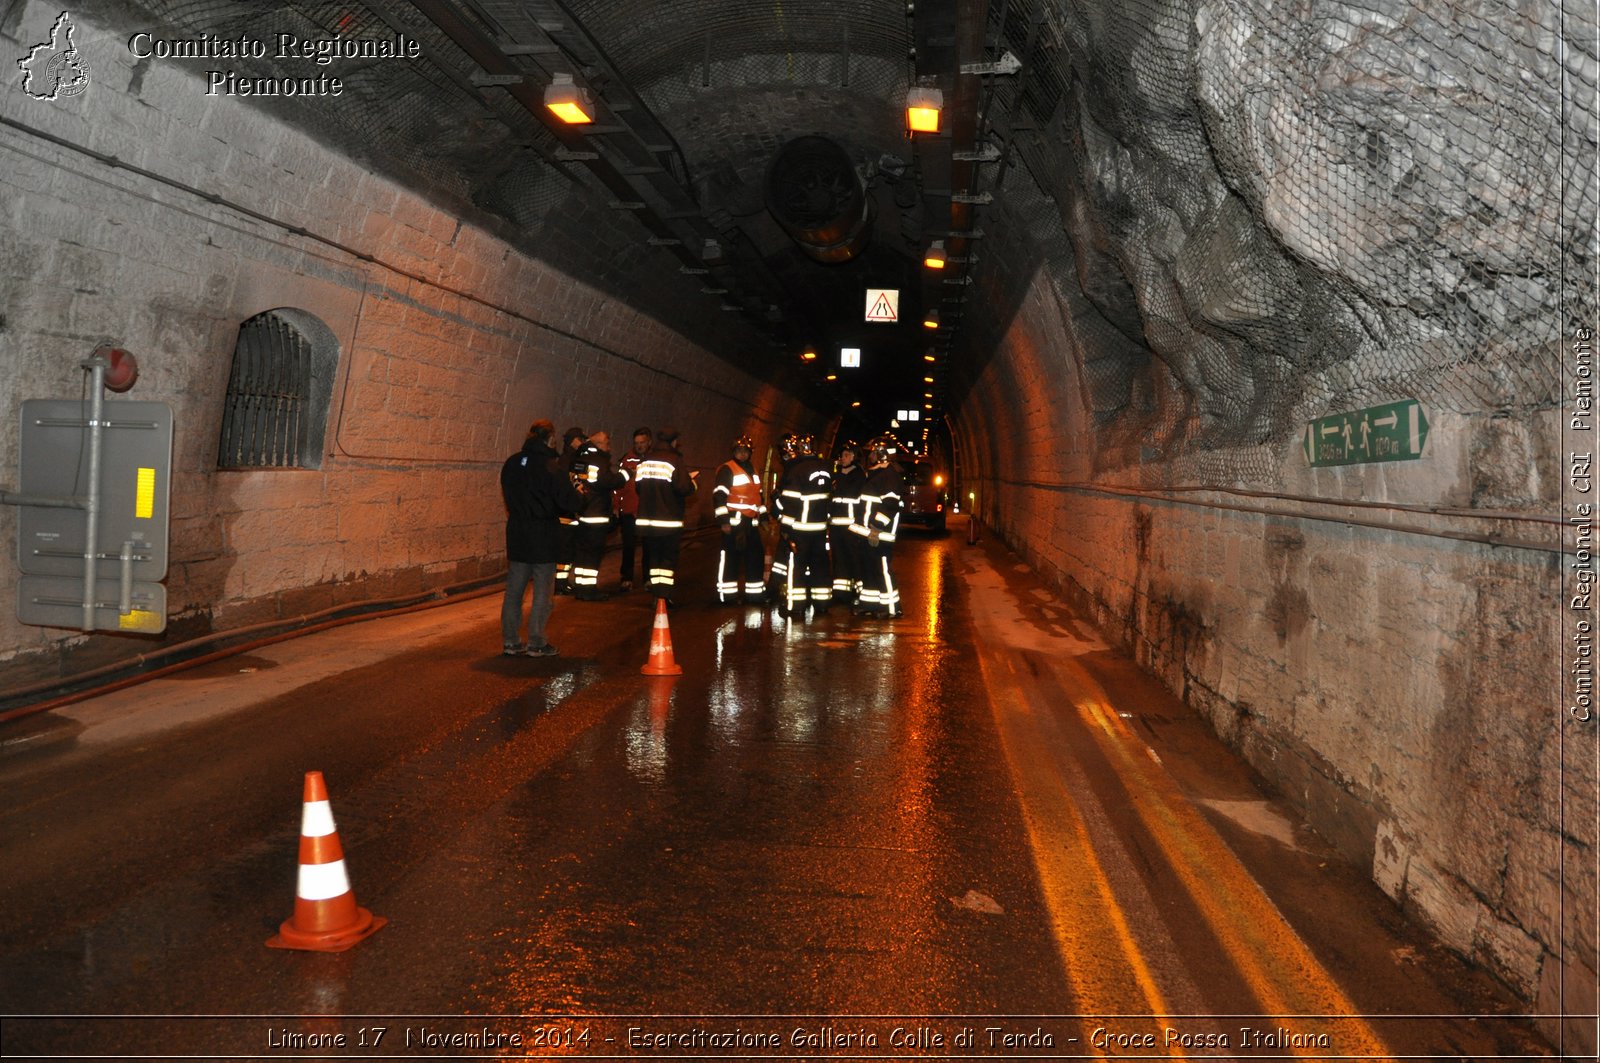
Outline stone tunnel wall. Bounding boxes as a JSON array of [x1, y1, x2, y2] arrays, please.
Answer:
[[954, 0, 1595, 1047], [0, 1, 811, 683]]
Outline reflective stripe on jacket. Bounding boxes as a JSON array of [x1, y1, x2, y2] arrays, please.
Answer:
[[714, 458, 766, 524], [777, 456, 833, 533], [851, 463, 905, 543], [634, 448, 696, 533]]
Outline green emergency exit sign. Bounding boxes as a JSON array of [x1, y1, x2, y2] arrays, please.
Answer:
[[1303, 399, 1430, 467]]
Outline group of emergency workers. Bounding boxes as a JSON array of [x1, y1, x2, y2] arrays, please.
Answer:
[[543, 423, 907, 618], [551, 424, 698, 605], [724, 433, 907, 619]]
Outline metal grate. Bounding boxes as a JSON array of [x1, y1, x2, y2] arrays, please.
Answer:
[[218, 311, 317, 470]]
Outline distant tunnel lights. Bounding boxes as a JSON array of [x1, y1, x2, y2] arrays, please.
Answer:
[[545, 72, 594, 124], [905, 85, 942, 134]]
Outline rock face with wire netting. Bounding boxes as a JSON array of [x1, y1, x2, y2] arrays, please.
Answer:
[[953, 1, 1592, 1043], [985, 0, 1582, 479]]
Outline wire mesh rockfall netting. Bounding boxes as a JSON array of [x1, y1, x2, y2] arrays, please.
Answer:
[[132, 0, 561, 210], [116, 0, 1592, 489], [979, 0, 1589, 476]]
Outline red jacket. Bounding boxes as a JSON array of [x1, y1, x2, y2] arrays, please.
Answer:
[[613, 449, 647, 517]]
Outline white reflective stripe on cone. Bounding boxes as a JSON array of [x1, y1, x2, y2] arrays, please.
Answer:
[[301, 800, 336, 838], [297, 858, 353, 901]]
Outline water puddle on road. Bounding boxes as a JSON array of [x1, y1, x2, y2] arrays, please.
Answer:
[[960, 553, 1106, 657]]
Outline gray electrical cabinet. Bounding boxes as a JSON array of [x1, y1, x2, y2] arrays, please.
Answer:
[[15, 399, 173, 634]]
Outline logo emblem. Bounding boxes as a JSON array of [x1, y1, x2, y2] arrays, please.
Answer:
[[19, 12, 91, 101]]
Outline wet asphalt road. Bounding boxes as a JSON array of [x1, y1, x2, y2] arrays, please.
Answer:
[[0, 519, 1551, 1059]]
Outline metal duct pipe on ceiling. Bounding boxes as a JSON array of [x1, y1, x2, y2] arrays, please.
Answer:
[[765, 136, 875, 265]]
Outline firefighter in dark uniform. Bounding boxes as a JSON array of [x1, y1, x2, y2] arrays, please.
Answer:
[[613, 426, 652, 591], [571, 430, 625, 600], [713, 436, 768, 604], [763, 432, 796, 603], [634, 425, 697, 605], [555, 426, 585, 593], [774, 433, 832, 617], [852, 436, 906, 618], [828, 441, 866, 609]]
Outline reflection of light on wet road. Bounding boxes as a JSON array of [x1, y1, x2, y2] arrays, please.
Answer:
[[964, 548, 1396, 1060], [917, 539, 944, 639], [623, 681, 673, 783]]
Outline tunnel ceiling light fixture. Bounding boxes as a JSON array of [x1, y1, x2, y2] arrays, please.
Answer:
[[923, 239, 947, 269], [924, 353, 937, 362], [801, 348, 818, 361], [905, 84, 942, 134], [922, 309, 939, 329], [545, 72, 594, 124]]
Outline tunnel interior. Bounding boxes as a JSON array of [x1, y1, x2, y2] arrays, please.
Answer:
[[0, 0, 1594, 1045], [68, 0, 1584, 464]]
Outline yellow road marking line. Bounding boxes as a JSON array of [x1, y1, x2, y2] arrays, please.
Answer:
[[977, 651, 1186, 1055], [1053, 657, 1396, 1060]]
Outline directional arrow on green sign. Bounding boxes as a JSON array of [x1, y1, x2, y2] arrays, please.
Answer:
[[1303, 399, 1430, 467]]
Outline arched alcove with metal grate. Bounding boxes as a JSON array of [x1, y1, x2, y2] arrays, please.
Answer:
[[216, 309, 339, 471]]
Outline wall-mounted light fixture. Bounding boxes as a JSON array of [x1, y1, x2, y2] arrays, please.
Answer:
[[545, 72, 594, 124], [924, 352, 937, 362], [905, 84, 942, 134], [801, 348, 818, 361], [922, 309, 940, 329], [923, 239, 947, 269]]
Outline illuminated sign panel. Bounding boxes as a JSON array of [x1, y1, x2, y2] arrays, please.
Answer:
[[864, 289, 899, 323]]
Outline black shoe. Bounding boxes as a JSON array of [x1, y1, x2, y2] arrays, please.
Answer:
[[524, 643, 559, 657], [502, 644, 527, 656]]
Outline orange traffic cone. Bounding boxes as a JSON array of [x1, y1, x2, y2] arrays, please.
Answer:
[[641, 598, 683, 676], [267, 771, 386, 952]]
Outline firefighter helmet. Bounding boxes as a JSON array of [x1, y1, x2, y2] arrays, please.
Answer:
[[779, 432, 798, 459], [865, 435, 896, 465], [791, 434, 816, 457], [733, 435, 754, 452]]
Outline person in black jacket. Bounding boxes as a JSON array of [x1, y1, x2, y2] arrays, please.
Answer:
[[827, 441, 866, 609], [634, 425, 698, 605], [774, 433, 833, 617], [501, 420, 583, 656], [570, 430, 625, 600], [851, 436, 906, 618], [555, 426, 586, 594]]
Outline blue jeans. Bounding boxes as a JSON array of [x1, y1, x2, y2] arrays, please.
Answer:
[[502, 561, 556, 648]]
